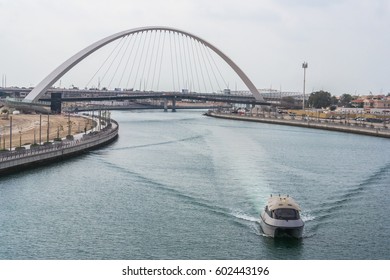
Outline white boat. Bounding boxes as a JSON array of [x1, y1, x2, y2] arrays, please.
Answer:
[[260, 195, 304, 238]]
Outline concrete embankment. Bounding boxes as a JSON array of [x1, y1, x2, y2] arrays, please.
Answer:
[[0, 120, 119, 175], [205, 111, 390, 139]]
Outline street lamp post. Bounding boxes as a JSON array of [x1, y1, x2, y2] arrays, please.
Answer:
[[2, 128, 4, 150], [39, 114, 42, 145], [9, 116, 12, 151], [302, 62, 308, 110], [19, 128, 22, 148], [46, 114, 50, 143], [68, 113, 71, 136]]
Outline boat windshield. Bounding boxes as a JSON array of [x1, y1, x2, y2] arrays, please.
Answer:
[[273, 208, 300, 220]]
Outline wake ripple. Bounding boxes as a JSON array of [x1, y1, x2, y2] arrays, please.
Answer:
[[109, 135, 204, 151], [99, 159, 252, 226], [357, 162, 390, 188], [316, 162, 389, 219], [230, 211, 259, 223], [302, 162, 390, 236], [96, 158, 327, 240]]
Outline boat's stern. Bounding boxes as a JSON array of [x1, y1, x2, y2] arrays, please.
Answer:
[[274, 224, 304, 239], [260, 216, 304, 238]]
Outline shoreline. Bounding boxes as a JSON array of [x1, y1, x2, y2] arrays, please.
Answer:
[[0, 113, 94, 150], [0, 119, 119, 175], [205, 111, 390, 139]]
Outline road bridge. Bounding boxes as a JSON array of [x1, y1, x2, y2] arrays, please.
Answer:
[[3, 26, 275, 112], [2, 88, 271, 113]]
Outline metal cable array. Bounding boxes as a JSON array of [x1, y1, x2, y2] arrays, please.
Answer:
[[63, 30, 242, 94]]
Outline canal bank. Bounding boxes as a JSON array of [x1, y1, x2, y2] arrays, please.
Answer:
[[205, 111, 390, 139], [0, 119, 118, 175]]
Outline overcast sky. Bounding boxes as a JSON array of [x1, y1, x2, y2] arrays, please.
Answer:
[[0, 0, 389, 95]]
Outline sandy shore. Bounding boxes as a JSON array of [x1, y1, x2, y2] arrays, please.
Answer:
[[0, 114, 95, 149]]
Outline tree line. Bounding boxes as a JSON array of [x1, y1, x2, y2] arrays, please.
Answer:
[[307, 91, 353, 109], [281, 90, 389, 110]]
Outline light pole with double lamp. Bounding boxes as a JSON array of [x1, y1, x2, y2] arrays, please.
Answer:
[[302, 62, 308, 110]]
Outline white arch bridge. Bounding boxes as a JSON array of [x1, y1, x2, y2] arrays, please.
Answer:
[[22, 26, 265, 109]]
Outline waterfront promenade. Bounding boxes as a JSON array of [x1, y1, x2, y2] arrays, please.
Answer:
[[205, 111, 390, 138], [0, 119, 118, 175]]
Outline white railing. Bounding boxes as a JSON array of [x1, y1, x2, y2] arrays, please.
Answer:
[[0, 119, 118, 163]]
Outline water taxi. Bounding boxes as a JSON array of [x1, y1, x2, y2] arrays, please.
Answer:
[[260, 194, 304, 238]]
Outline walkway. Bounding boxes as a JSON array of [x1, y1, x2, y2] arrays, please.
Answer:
[[205, 111, 390, 139], [0, 120, 118, 174]]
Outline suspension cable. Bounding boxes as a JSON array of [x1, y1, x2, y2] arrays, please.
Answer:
[[145, 30, 158, 90], [194, 40, 207, 93], [206, 46, 228, 89], [198, 42, 214, 92], [151, 30, 162, 90], [85, 36, 124, 88], [125, 32, 142, 90], [202, 42, 222, 92], [156, 30, 166, 91], [176, 33, 186, 90], [101, 36, 127, 88], [108, 35, 132, 89], [185, 36, 196, 92], [168, 31, 177, 92], [181, 34, 190, 91], [190, 38, 201, 93], [81, 29, 240, 94], [140, 31, 153, 90], [173, 33, 181, 91], [133, 31, 148, 90], [118, 33, 136, 88]]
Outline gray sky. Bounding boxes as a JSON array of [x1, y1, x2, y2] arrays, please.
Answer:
[[0, 0, 389, 95]]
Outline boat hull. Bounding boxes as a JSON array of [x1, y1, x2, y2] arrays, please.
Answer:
[[260, 212, 304, 238]]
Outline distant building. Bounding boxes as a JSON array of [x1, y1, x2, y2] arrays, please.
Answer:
[[352, 95, 390, 115], [351, 98, 365, 108]]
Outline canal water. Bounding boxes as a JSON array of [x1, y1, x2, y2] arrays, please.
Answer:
[[0, 110, 389, 259]]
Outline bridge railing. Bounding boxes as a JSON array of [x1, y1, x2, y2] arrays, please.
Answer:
[[6, 97, 51, 106]]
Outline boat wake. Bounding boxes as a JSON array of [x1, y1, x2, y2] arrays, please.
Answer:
[[230, 210, 259, 223], [253, 230, 271, 238], [107, 135, 204, 151], [95, 158, 256, 224], [92, 154, 388, 242], [308, 163, 390, 225], [301, 212, 316, 222], [89, 155, 324, 241], [298, 164, 390, 237], [357, 161, 390, 188]]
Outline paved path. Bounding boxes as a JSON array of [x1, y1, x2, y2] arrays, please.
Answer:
[[205, 111, 390, 139]]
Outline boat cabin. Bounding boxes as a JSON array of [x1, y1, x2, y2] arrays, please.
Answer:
[[265, 195, 301, 220]]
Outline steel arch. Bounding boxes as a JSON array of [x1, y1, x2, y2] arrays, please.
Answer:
[[24, 26, 263, 102]]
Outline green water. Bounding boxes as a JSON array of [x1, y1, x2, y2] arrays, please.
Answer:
[[0, 110, 389, 259]]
